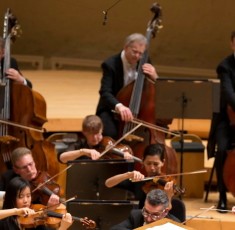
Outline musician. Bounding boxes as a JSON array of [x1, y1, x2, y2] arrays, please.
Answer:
[[207, 30, 235, 213], [58, 115, 134, 163], [0, 147, 60, 207], [105, 144, 174, 209], [0, 36, 32, 88], [110, 189, 180, 230], [95, 33, 158, 139], [0, 176, 72, 230]]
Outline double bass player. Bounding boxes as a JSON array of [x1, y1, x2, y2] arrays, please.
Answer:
[[95, 33, 158, 139], [0, 37, 32, 88]]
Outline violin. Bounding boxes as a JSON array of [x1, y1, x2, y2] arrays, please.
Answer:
[[30, 171, 61, 205], [18, 204, 96, 229], [97, 136, 142, 162], [142, 176, 185, 195]]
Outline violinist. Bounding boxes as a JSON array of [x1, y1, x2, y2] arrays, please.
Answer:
[[58, 115, 134, 163], [0, 147, 60, 207], [0, 36, 32, 88], [95, 33, 158, 139], [105, 143, 176, 209], [207, 30, 235, 213], [0, 176, 72, 230]]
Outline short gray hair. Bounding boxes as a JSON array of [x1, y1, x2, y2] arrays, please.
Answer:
[[146, 189, 169, 209], [124, 33, 147, 47]]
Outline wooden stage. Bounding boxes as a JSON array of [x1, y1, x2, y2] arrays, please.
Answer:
[[25, 70, 211, 138], [25, 70, 235, 229]]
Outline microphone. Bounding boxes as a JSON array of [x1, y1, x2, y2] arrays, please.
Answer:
[[102, 11, 108, 25]]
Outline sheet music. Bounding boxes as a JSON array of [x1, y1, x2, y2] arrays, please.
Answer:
[[146, 222, 186, 230]]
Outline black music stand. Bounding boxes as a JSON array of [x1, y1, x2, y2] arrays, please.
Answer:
[[66, 159, 134, 200], [67, 200, 138, 230], [155, 79, 220, 192]]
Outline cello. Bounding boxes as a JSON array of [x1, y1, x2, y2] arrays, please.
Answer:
[[117, 3, 178, 175], [0, 9, 59, 177]]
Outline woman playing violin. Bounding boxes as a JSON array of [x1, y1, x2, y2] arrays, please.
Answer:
[[0, 147, 61, 207], [0, 177, 72, 230], [58, 115, 134, 163], [105, 143, 177, 209]]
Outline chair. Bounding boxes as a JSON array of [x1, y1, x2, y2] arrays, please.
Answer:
[[169, 198, 186, 223]]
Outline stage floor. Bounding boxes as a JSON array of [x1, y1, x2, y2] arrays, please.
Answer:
[[25, 70, 211, 138], [184, 191, 235, 229]]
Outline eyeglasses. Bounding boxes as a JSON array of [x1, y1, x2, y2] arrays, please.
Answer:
[[142, 207, 167, 221], [129, 47, 144, 57], [15, 161, 35, 170]]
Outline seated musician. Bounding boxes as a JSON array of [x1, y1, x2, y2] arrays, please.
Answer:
[[105, 143, 174, 208], [110, 189, 180, 230], [0, 36, 32, 88], [58, 114, 134, 163], [0, 147, 60, 207], [0, 176, 72, 230]]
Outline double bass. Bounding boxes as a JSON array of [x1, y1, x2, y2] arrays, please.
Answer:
[[0, 9, 59, 177], [223, 105, 235, 196], [117, 3, 178, 175]]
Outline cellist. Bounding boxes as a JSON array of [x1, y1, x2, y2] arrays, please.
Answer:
[[0, 36, 32, 88], [0, 147, 61, 208], [95, 33, 158, 139]]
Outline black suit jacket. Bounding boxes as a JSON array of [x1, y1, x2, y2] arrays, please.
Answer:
[[207, 54, 235, 158], [110, 209, 180, 230], [1, 57, 32, 88], [96, 53, 124, 115]]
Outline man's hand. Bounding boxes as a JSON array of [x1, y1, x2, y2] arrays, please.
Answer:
[[115, 104, 133, 122], [6, 68, 25, 84], [142, 63, 158, 81], [47, 193, 60, 208]]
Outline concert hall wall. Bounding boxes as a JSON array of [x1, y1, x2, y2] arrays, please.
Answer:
[[0, 0, 234, 70]]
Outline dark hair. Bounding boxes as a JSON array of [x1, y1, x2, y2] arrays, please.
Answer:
[[3, 177, 31, 209], [146, 189, 169, 209], [143, 144, 165, 161], [231, 31, 235, 41]]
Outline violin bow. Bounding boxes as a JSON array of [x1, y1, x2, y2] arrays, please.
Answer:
[[0, 119, 44, 132], [112, 110, 180, 137], [31, 164, 73, 193], [34, 196, 77, 214], [134, 169, 207, 182], [182, 205, 215, 224], [131, 118, 181, 137], [98, 122, 142, 158], [200, 207, 233, 213]]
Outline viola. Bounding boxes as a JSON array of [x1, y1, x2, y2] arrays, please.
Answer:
[[30, 171, 61, 205], [97, 136, 142, 162], [142, 176, 185, 195], [18, 204, 96, 229]]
